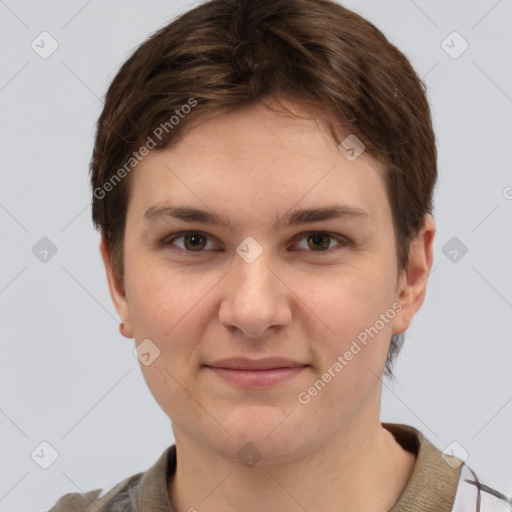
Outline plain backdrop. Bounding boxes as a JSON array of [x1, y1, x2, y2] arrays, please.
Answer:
[[0, 1, 511, 511]]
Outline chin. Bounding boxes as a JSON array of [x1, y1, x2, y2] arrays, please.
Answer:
[[209, 406, 314, 465]]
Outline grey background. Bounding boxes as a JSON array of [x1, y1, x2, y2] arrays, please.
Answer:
[[0, 1, 511, 511]]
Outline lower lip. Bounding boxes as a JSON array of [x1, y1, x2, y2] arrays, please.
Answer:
[[204, 366, 308, 387]]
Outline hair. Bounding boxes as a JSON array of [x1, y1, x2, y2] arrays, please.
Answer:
[[90, 0, 437, 380]]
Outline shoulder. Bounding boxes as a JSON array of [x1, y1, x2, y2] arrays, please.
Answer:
[[452, 463, 512, 512], [45, 445, 176, 512], [46, 472, 144, 512], [46, 489, 102, 512]]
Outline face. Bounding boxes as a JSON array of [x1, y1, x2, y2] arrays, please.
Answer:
[[101, 99, 433, 464]]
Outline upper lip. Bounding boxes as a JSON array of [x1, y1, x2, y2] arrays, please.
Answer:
[[205, 357, 308, 370]]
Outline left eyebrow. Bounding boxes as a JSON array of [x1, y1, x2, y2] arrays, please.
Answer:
[[143, 203, 371, 234]]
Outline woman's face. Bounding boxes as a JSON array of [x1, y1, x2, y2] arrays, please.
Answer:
[[102, 100, 425, 464]]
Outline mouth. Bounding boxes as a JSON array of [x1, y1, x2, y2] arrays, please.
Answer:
[[203, 357, 309, 388]]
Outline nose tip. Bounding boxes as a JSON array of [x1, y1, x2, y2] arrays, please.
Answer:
[[218, 255, 292, 338]]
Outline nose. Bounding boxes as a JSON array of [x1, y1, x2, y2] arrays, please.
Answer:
[[218, 249, 292, 339]]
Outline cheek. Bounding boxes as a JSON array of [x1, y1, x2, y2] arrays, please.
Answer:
[[124, 254, 220, 355], [304, 263, 397, 393], [124, 261, 215, 412], [297, 270, 396, 411], [307, 264, 394, 335]]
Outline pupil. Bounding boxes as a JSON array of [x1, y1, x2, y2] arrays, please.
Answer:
[[309, 233, 329, 250], [185, 233, 204, 251]]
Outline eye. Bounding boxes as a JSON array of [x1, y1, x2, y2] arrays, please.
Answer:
[[293, 231, 348, 253], [163, 231, 217, 254], [162, 230, 349, 256]]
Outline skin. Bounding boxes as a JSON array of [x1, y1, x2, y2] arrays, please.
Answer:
[[100, 98, 435, 512]]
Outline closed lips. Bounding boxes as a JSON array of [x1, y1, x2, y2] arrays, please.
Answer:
[[204, 357, 309, 370]]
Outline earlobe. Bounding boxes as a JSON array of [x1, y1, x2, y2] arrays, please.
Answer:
[[392, 214, 435, 335], [99, 235, 134, 338]]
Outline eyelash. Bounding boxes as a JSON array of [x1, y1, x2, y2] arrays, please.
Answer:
[[161, 231, 350, 256]]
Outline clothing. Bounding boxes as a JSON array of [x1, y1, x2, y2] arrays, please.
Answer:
[[47, 423, 511, 512]]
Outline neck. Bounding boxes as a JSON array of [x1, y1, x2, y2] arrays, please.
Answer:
[[168, 415, 416, 512]]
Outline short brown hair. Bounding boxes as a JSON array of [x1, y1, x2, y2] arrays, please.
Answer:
[[90, 0, 437, 379]]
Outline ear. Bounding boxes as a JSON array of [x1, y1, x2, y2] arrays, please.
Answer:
[[392, 214, 435, 335], [99, 234, 133, 338]]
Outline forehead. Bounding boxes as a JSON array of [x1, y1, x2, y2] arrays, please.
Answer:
[[127, 101, 390, 228], [174, 100, 373, 167]]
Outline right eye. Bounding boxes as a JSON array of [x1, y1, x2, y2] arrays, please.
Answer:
[[162, 231, 219, 255]]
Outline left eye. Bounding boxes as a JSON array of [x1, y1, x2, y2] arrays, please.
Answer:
[[162, 231, 348, 254], [294, 232, 346, 252]]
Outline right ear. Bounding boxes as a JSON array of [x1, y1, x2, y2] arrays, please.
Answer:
[[99, 234, 133, 338]]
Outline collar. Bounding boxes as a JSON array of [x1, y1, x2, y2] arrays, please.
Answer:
[[124, 422, 462, 512], [384, 422, 462, 512]]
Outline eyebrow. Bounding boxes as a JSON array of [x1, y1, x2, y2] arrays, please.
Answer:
[[143, 203, 370, 233]]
